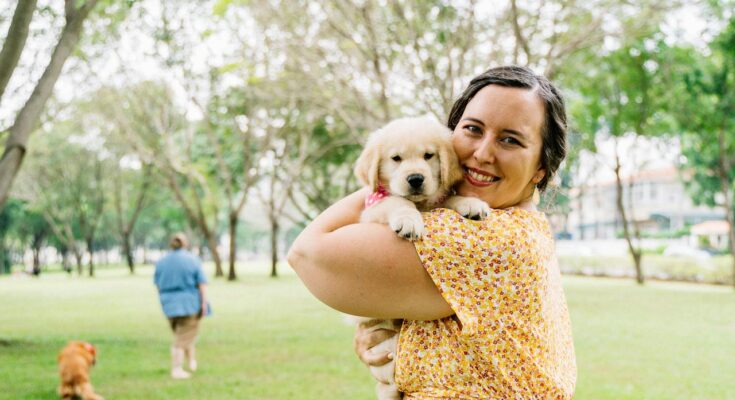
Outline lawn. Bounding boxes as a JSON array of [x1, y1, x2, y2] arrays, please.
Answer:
[[1, 263, 734, 399]]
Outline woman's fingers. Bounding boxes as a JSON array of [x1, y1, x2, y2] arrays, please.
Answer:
[[361, 349, 394, 367], [354, 326, 398, 367]]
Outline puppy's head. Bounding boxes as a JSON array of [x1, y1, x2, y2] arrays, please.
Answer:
[[60, 341, 97, 366], [354, 115, 462, 201]]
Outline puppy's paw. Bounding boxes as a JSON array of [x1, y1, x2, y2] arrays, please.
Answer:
[[447, 196, 491, 221], [389, 210, 425, 240]]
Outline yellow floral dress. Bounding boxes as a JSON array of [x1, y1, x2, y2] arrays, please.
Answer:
[[395, 208, 576, 399]]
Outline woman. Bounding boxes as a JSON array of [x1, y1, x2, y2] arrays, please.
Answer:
[[288, 66, 576, 398], [154, 233, 209, 380]]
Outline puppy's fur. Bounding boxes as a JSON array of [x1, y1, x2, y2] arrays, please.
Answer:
[[352, 115, 490, 400], [355, 115, 490, 238], [57, 341, 103, 400]]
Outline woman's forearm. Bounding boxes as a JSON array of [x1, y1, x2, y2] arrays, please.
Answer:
[[198, 283, 207, 310], [288, 188, 369, 266]]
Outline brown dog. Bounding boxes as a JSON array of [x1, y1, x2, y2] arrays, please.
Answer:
[[57, 341, 104, 400]]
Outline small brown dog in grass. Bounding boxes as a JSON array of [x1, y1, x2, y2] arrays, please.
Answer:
[[57, 341, 104, 400]]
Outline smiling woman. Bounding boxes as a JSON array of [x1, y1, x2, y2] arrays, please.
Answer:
[[288, 65, 576, 399]]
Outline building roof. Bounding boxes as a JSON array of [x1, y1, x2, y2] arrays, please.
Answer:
[[591, 166, 680, 188], [691, 220, 730, 235]]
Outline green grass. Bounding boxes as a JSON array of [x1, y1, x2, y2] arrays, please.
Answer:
[[1, 264, 734, 399]]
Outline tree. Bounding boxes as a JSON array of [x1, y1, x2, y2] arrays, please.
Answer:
[[111, 162, 151, 274], [93, 82, 225, 276], [0, 0, 38, 102], [19, 123, 108, 276], [505, 0, 680, 79], [12, 202, 51, 275], [676, 17, 735, 286], [569, 36, 676, 284], [0, 0, 102, 210], [0, 199, 25, 274]]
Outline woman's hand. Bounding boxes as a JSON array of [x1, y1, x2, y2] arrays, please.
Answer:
[[353, 320, 400, 367]]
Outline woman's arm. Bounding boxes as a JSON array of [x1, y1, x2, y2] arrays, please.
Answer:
[[198, 283, 208, 317], [288, 189, 453, 320]]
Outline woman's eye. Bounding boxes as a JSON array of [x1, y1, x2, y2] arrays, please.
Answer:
[[392, 155, 402, 162], [500, 137, 521, 145], [424, 153, 434, 160], [464, 125, 482, 134]]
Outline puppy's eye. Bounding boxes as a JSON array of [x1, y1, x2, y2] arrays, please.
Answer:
[[392, 155, 402, 162], [424, 153, 434, 160]]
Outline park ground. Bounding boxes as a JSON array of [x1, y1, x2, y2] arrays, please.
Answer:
[[1, 263, 734, 400]]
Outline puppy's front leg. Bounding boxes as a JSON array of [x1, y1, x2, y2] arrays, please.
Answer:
[[444, 196, 491, 221], [361, 196, 424, 240]]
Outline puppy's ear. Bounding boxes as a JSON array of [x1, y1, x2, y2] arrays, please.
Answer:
[[438, 137, 463, 190], [354, 137, 381, 190]]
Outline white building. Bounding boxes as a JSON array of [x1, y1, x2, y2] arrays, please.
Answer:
[[690, 220, 731, 250], [567, 165, 725, 240]]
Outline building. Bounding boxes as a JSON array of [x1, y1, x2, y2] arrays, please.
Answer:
[[567, 165, 725, 240], [690, 220, 731, 250]]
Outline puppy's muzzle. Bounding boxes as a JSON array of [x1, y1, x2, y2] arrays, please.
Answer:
[[407, 174, 424, 193]]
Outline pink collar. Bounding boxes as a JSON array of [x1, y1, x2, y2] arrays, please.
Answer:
[[365, 184, 389, 208], [83, 342, 96, 356]]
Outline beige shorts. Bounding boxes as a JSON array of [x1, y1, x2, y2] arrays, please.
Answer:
[[168, 315, 200, 348]]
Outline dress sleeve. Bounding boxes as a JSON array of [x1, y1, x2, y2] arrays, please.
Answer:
[[195, 260, 208, 285], [413, 208, 546, 337], [153, 262, 161, 288]]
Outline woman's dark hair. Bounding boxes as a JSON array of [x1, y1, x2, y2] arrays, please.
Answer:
[[447, 65, 567, 192]]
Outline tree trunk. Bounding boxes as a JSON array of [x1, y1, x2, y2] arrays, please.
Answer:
[[0, 0, 99, 210], [61, 249, 71, 273], [32, 247, 41, 276], [0, 0, 37, 101], [74, 250, 83, 276], [0, 242, 10, 274], [227, 212, 238, 281], [122, 231, 134, 273], [716, 129, 735, 288], [614, 155, 644, 284], [578, 185, 586, 240], [87, 238, 95, 277], [31, 233, 44, 276], [205, 232, 222, 277], [270, 217, 279, 278]]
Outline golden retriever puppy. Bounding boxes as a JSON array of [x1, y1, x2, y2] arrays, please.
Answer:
[[355, 115, 490, 239], [351, 115, 490, 400], [57, 341, 104, 400]]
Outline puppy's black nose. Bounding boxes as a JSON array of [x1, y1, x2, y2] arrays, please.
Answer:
[[407, 174, 424, 189]]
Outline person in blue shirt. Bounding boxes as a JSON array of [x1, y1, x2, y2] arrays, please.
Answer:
[[154, 233, 209, 380]]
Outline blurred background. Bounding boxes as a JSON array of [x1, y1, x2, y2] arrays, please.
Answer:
[[0, 1, 734, 399]]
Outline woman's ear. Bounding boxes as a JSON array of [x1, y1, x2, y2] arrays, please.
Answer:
[[532, 169, 546, 185], [354, 139, 381, 190], [439, 138, 463, 190]]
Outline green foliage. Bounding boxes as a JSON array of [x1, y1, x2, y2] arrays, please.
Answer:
[[676, 17, 735, 209], [212, 0, 236, 17], [0, 199, 24, 273], [570, 33, 678, 140]]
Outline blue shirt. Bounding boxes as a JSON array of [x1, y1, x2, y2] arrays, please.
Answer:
[[154, 249, 208, 318]]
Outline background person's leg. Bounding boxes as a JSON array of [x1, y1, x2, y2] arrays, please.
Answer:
[[170, 346, 191, 379]]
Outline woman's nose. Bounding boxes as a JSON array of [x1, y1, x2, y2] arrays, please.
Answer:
[[473, 136, 496, 164]]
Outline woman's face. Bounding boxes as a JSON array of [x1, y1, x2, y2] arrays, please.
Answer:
[[452, 85, 546, 209]]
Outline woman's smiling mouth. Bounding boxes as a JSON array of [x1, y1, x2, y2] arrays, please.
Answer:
[[465, 167, 501, 186]]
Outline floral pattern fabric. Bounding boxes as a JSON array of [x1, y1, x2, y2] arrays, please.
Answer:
[[395, 208, 576, 399]]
